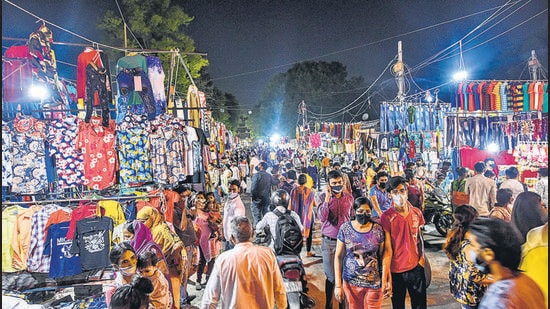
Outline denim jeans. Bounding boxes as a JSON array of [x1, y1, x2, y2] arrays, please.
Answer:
[[321, 237, 338, 282]]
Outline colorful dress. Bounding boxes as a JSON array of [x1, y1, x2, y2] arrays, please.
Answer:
[[449, 239, 488, 306]]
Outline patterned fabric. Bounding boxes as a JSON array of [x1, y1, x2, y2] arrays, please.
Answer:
[[337, 221, 385, 288], [289, 186, 316, 238], [2, 122, 14, 186], [9, 116, 48, 194], [27, 204, 61, 273], [449, 239, 488, 306], [76, 117, 118, 190], [146, 55, 166, 115], [11, 205, 41, 270], [149, 115, 188, 185], [116, 114, 152, 186], [47, 115, 85, 188]]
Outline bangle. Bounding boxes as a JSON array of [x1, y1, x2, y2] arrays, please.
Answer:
[[335, 286, 341, 288]]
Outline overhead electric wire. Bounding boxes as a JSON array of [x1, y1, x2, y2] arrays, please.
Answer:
[[114, 0, 144, 50], [210, 3, 514, 82]]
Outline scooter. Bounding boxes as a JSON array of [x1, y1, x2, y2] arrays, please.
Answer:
[[423, 181, 454, 236], [254, 230, 315, 309]]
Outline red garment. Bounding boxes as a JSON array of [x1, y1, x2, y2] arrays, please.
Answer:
[[76, 117, 118, 190], [148, 189, 181, 224], [3, 46, 33, 103]]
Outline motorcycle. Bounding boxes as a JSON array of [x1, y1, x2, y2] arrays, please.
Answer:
[[254, 229, 315, 309], [423, 181, 454, 236]]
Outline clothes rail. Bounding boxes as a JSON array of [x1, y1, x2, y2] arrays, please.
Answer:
[[1, 194, 162, 206]]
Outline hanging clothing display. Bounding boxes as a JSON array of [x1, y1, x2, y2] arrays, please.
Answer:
[[116, 114, 153, 187], [146, 55, 167, 116]]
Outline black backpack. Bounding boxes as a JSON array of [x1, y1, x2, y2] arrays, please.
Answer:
[[272, 209, 303, 255]]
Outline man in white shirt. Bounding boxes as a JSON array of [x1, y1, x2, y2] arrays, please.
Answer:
[[499, 166, 526, 201], [200, 216, 287, 309], [465, 161, 497, 216], [249, 152, 260, 176]]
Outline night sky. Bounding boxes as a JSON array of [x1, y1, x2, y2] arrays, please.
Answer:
[[3, 0, 548, 117]]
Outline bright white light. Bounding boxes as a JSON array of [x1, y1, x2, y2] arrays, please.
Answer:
[[248, 110, 252, 115], [487, 143, 499, 153], [425, 90, 433, 103], [453, 70, 468, 82], [29, 85, 49, 100], [270, 133, 281, 143], [257, 139, 264, 144]]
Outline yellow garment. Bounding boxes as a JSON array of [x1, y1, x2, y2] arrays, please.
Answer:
[[305, 174, 314, 190], [137, 206, 182, 254], [11, 205, 42, 270], [148, 268, 173, 309], [2, 206, 27, 272], [98, 200, 126, 226], [186, 85, 201, 128], [520, 223, 548, 307]]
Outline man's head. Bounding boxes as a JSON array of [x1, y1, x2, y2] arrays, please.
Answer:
[[327, 170, 344, 195], [474, 161, 486, 174], [539, 167, 548, 178], [352, 161, 359, 171], [298, 174, 308, 186], [229, 216, 254, 244], [257, 161, 268, 171], [332, 162, 341, 170], [504, 166, 519, 180], [496, 188, 513, 207], [466, 218, 523, 274], [386, 176, 409, 209], [484, 158, 496, 169], [441, 161, 452, 171], [287, 169, 297, 181]]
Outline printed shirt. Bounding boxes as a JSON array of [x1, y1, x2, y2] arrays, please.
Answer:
[[2, 122, 14, 186], [44, 222, 82, 278], [2, 205, 27, 272], [47, 115, 85, 188], [9, 116, 48, 194], [479, 273, 546, 309], [27, 204, 62, 272], [116, 114, 152, 186], [70, 216, 114, 271], [449, 239, 488, 306], [76, 117, 118, 190], [337, 221, 385, 288], [149, 116, 188, 185], [317, 192, 354, 239]]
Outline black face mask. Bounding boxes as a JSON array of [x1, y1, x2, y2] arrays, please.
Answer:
[[379, 182, 386, 188], [355, 213, 371, 225], [331, 185, 343, 194]]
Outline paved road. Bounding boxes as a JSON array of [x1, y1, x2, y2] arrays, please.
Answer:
[[186, 189, 461, 309]]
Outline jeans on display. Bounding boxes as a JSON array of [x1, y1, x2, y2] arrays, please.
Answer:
[[380, 104, 387, 132], [84, 63, 112, 126], [391, 264, 427, 309], [423, 107, 431, 131]]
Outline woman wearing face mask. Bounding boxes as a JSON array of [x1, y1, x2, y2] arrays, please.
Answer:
[[223, 180, 246, 250], [334, 197, 393, 308], [369, 171, 391, 220], [106, 242, 139, 306]]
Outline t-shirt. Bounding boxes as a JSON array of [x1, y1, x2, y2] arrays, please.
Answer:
[[337, 221, 385, 288], [347, 171, 363, 199], [44, 222, 82, 278], [70, 216, 113, 271], [479, 273, 545, 309]]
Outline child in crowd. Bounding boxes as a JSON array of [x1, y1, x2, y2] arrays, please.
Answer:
[[137, 251, 173, 309]]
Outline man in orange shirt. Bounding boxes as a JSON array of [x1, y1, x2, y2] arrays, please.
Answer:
[[321, 153, 331, 182]]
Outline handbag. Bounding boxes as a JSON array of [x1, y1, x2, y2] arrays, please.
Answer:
[[451, 191, 470, 206], [451, 179, 469, 206]]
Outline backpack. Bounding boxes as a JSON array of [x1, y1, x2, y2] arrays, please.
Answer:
[[272, 209, 303, 255]]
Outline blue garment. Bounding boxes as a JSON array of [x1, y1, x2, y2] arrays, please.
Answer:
[[44, 222, 82, 278], [369, 186, 392, 217]]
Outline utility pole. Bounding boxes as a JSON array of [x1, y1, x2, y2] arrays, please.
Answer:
[[528, 50, 541, 81], [300, 100, 307, 129], [394, 41, 405, 103]]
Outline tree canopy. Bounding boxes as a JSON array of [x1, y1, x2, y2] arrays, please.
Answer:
[[97, 0, 208, 97], [252, 61, 364, 138]]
